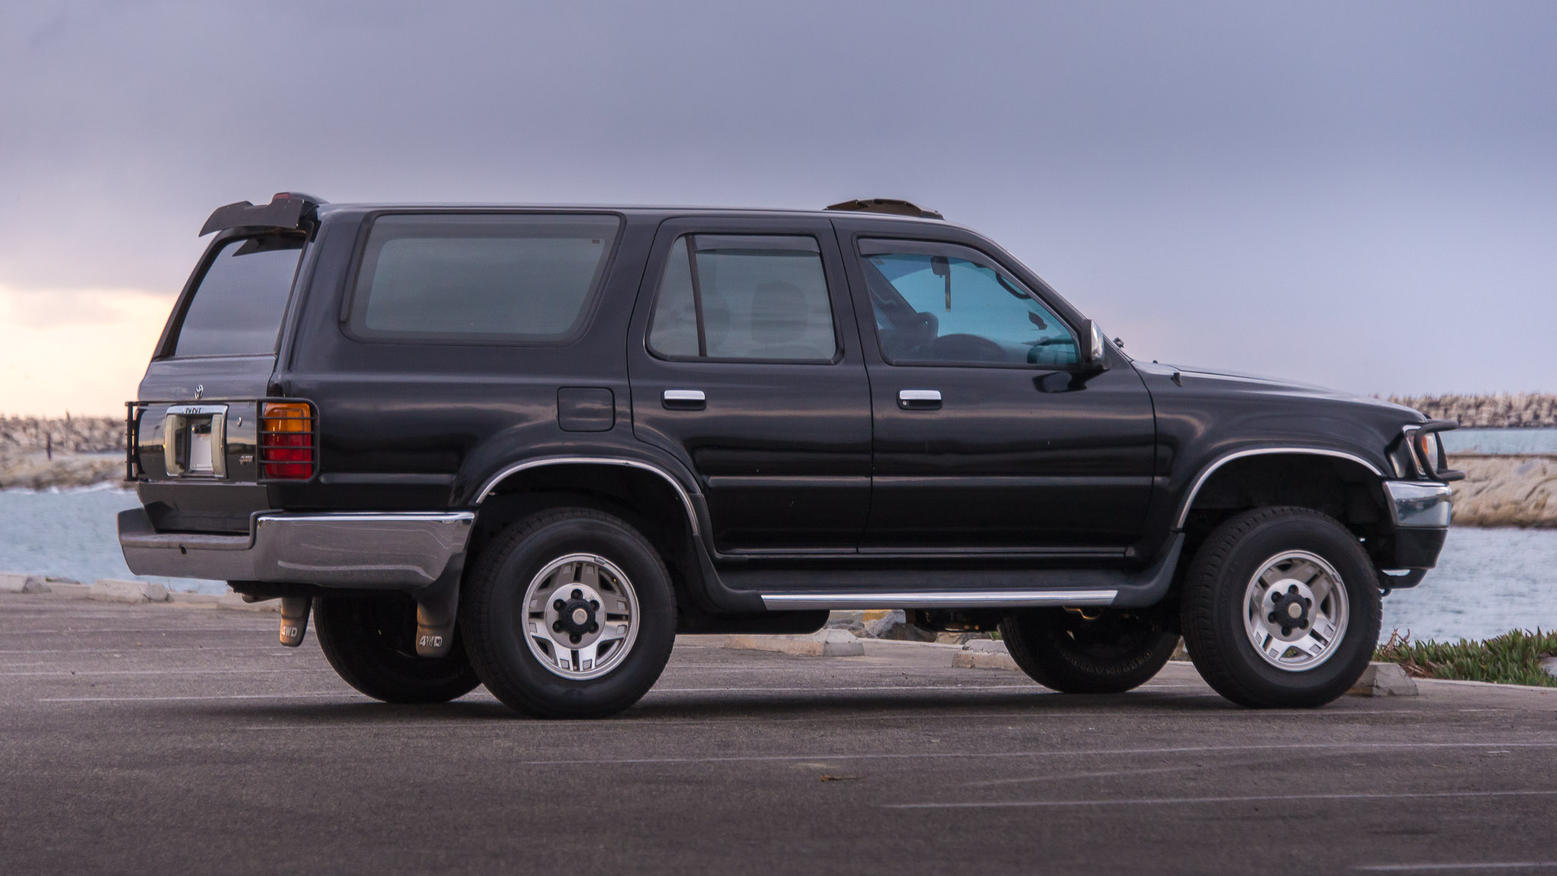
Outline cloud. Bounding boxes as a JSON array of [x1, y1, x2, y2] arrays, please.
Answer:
[[0, 286, 171, 416], [1, 0, 1554, 397]]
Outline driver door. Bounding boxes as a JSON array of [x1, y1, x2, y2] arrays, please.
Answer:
[[843, 234, 1157, 553]]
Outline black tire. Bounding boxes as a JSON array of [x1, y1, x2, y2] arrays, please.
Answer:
[[313, 595, 481, 704], [999, 608, 1179, 694], [460, 508, 676, 719], [1180, 506, 1382, 708]]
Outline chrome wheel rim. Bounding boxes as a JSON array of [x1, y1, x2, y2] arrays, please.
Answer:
[[521, 553, 639, 680], [1242, 550, 1349, 671]]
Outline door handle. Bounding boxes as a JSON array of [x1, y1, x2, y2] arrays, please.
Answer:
[[898, 389, 942, 410], [663, 389, 706, 410]]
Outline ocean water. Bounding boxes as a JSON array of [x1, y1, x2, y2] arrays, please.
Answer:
[[0, 488, 1553, 642], [1443, 427, 1557, 456]]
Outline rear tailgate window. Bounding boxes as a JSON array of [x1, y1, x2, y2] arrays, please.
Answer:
[[170, 235, 304, 357]]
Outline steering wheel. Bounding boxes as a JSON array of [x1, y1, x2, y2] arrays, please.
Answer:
[[930, 333, 1007, 364]]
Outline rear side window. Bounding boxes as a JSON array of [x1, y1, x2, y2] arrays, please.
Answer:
[[349, 214, 620, 343], [171, 235, 304, 357], [647, 234, 838, 362]]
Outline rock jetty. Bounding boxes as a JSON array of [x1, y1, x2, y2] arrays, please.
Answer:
[[1, 415, 125, 489], [1388, 393, 1557, 428]]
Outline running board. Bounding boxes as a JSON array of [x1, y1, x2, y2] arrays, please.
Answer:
[[759, 589, 1118, 610], [751, 533, 1184, 611]]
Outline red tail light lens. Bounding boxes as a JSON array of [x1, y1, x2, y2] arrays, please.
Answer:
[[260, 401, 314, 479]]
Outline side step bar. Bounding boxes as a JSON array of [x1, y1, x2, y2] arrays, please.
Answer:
[[751, 534, 1184, 611], [759, 589, 1119, 610]]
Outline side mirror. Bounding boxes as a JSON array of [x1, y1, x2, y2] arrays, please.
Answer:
[[1078, 319, 1108, 371]]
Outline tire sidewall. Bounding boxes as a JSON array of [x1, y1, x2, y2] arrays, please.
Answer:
[[1199, 513, 1381, 705], [1002, 608, 1179, 694], [467, 514, 676, 717]]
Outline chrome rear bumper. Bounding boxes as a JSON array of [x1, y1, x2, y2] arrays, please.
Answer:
[[117, 508, 473, 589]]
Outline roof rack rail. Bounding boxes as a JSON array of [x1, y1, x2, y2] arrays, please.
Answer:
[[199, 192, 327, 236], [824, 198, 943, 220]]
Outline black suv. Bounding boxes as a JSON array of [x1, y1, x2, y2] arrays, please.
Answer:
[[118, 194, 1457, 717]]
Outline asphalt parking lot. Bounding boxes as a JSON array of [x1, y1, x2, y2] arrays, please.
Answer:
[[3, 593, 1556, 875]]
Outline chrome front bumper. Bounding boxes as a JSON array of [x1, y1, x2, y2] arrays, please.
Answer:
[[1383, 480, 1453, 529], [117, 508, 473, 589]]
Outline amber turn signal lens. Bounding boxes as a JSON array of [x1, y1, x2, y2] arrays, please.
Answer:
[[260, 401, 314, 479]]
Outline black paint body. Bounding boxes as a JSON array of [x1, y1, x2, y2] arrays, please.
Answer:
[[131, 202, 1445, 613]]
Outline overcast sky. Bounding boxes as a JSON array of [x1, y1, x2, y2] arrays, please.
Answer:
[[2, 0, 1554, 415]]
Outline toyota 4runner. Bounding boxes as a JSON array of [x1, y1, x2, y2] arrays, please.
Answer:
[[118, 194, 1458, 717]]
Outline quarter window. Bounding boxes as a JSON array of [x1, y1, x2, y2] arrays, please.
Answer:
[[349, 214, 620, 342], [647, 235, 838, 362], [860, 242, 1077, 367]]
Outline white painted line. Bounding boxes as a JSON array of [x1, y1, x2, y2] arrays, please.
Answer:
[[0, 668, 329, 678], [515, 740, 1557, 768], [884, 788, 1557, 810], [653, 681, 1033, 697], [0, 646, 282, 654], [961, 762, 1219, 788], [40, 691, 346, 703], [11, 627, 261, 635], [1356, 863, 1557, 872]]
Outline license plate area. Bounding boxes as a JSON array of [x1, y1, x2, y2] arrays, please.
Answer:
[[163, 405, 228, 477]]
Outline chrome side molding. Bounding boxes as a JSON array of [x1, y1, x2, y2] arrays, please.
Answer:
[[758, 589, 1118, 610]]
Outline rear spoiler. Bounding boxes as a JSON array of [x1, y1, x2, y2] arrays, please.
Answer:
[[199, 192, 326, 236]]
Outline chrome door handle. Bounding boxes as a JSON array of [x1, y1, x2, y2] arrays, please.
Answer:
[[663, 389, 706, 410], [898, 389, 941, 410]]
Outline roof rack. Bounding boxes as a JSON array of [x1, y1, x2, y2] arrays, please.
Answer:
[[824, 198, 943, 220]]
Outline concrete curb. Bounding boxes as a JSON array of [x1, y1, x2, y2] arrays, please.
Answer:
[[720, 629, 865, 657], [1, 571, 279, 613], [950, 638, 1020, 671], [1413, 676, 1557, 693], [1347, 662, 1419, 697], [0, 573, 48, 594], [89, 578, 170, 604]]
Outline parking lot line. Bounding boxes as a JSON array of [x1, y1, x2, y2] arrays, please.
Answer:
[[0, 668, 329, 678], [884, 788, 1557, 810], [1355, 864, 1557, 872], [39, 691, 347, 703], [514, 740, 1557, 767]]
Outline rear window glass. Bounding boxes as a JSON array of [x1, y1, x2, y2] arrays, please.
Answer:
[[171, 236, 303, 357], [349, 214, 620, 343]]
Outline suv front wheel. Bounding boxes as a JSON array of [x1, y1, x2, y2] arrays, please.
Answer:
[[460, 508, 677, 719], [1179, 506, 1382, 708]]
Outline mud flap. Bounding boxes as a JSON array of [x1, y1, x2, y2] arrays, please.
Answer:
[[279, 596, 311, 647], [414, 555, 464, 658]]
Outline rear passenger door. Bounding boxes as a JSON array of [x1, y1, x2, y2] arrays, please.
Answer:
[[627, 217, 872, 554]]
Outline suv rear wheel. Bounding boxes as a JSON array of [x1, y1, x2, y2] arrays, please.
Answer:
[[1179, 506, 1382, 708], [313, 595, 481, 704], [460, 508, 676, 719], [1000, 608, 1178, 694]]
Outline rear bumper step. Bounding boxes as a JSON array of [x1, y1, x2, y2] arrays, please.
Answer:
[[117, 508, 473, 590]]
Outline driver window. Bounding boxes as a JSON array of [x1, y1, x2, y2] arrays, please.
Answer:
[[860, 244, 1077, 367]]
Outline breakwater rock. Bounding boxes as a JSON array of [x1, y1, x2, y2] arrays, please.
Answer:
[[2, 415, 123, 454], [1450, 455, 1556, 528], [1, 416, 126, 490], [1388, 394, 1557, 428]]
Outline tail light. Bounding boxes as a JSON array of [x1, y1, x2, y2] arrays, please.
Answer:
[[260, 401, 315, 479]]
